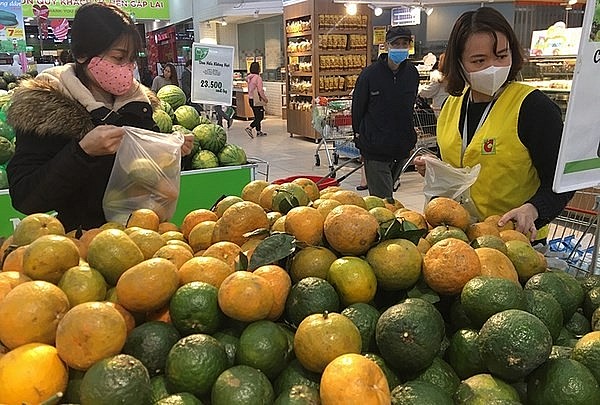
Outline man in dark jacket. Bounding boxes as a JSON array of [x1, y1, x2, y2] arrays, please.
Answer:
[[351, 26, 419, 200]]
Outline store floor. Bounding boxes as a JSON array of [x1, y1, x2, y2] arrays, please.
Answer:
[[226, 115, 427, 212]]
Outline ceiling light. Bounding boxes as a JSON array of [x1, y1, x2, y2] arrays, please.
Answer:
[[220, 18, 227, 26], [368, 4, 383, 16], [568, 0, 577, 5], [345, 3, 358, 16]]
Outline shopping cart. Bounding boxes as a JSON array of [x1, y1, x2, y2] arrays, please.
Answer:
[[392, 103, 439, 192], [546, 187, 599, 276], [313, 98, 358, 175], [413, 103, 438, 150]]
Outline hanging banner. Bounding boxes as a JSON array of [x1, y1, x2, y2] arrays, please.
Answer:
[[191, 42, 234, 106], [553, 0, 600, 192], [0, 1, 26, 53], [21, 1, 170, 20]]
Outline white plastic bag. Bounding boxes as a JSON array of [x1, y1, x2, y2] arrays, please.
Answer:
[[103, 126, 184, 224], [422, 154, 482, 221]]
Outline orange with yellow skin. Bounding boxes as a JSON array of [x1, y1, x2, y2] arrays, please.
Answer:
[[320, 353, 391, 405]]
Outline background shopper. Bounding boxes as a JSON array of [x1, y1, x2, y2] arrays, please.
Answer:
[[245, 61, 268, 138], [6, 3, 193, 231], [180, 59, 193, 103], [418, 53, 448, 117], [351, 26, 419, 200], [151, 62, 179, 92], [413, 7, 573, 241]]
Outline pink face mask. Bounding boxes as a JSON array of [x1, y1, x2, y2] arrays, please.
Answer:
[[87, 56, 134, 96]]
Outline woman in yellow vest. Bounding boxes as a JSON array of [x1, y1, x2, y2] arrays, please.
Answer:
[[414, 7, 573, 242]]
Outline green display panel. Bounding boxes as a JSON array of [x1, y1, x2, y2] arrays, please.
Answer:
[[171, 165, 254, 226], [0, 165, 254, 238], [0, 189, 21, 238]]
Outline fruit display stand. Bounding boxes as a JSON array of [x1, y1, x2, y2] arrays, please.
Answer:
[[0, 163, 259, 238]]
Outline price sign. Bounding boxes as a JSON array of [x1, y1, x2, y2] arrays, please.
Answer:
[[553, 0, 600, 192], [191, 43, 235, 106]]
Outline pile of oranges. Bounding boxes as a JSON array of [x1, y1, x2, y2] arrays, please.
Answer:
[[0, 178, 556, 404]]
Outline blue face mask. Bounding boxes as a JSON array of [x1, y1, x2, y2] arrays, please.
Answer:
[[388, 48, 409, 64]]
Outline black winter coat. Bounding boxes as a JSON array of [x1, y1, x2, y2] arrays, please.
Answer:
[[7, 73, 158, 232], [351, 54, 419, 161]]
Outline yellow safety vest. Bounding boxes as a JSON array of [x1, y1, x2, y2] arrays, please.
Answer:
[[437, 82, 549, 239]]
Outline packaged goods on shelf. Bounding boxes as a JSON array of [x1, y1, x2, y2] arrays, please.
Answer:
[[319, 54, 366, 70], [287, 39, 312, 53], [318, 14, 367, 29], [285, 19, 311, 34]]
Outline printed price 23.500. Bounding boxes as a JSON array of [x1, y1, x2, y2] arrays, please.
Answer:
[[200, 80, 223, 89]]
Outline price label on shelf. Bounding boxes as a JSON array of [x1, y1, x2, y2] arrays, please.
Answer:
[[191, 43, 235, 106]]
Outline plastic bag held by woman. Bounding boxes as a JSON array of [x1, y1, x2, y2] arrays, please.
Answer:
[[103, 127, 184, 224], [422, 154, 481, 221]]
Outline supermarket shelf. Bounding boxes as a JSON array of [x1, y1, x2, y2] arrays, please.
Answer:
[[318, 69, 363, 75], [317, 90, 353, 97], [287, 31, 312, 38], [318, 49, 368, 55], [318, 29, 368, 34], [287, 51, 313, 57]]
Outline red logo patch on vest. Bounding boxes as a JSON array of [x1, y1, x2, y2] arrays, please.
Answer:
[[481, 138, 496, 155]]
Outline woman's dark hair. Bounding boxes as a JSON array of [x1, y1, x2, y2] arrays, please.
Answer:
[[70, 3, 141, 82], [249, 61, 260, 74], [442, 7, 525, 96], [58, 49, 74, 65], [162, 63, 179, 85]]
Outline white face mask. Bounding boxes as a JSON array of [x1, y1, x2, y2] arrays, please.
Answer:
[[466, 65, 511, 96]]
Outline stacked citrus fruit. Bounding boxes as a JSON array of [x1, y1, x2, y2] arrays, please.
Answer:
[[0, 180, 599, 404]]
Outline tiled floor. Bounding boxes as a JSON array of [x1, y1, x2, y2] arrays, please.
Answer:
[[227, 115, 427, 212]]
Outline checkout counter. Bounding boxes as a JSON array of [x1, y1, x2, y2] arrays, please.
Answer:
[[233, 81, 254, 120]]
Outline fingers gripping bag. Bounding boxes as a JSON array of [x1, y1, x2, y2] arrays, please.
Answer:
[[103, 126, 184, 224], [422, 154, 482, 222]]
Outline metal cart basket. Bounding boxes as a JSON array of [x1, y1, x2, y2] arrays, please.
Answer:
[[413, 105, 437, 149], [312, 98, 358, 174], [546, 187, 599, 276]]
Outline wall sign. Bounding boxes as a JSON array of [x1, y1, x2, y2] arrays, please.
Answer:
[[21, 0, 170, 20], [530, 23, 582, 57], [0, 1, 26, 53], [391, 6, 420, 27], [373, 26, 386, 45]]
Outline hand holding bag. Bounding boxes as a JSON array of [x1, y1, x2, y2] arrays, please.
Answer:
[[422, 154, 482, 222], [103, 126, 184, 224]]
